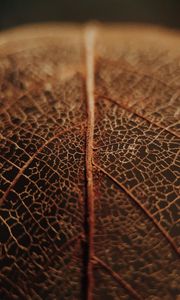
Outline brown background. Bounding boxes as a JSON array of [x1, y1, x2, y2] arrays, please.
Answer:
[[0, 0, 180, 31]]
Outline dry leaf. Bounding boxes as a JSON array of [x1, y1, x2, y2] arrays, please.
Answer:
[[0, 24, 179, 300]]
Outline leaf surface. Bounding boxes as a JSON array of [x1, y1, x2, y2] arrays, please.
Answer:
[[0, 24, 179, 300]]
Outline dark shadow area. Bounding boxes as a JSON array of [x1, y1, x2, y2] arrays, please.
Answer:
[[0, 0, 180, 31]]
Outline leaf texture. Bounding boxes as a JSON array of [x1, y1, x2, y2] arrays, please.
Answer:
[[0, 24, 180, 300]]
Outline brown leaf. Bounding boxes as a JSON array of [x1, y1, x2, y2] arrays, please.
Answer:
[[0, 24, 179, 300]]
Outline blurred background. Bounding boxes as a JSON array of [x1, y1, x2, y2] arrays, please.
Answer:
[[0, 0, 180, 31]]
